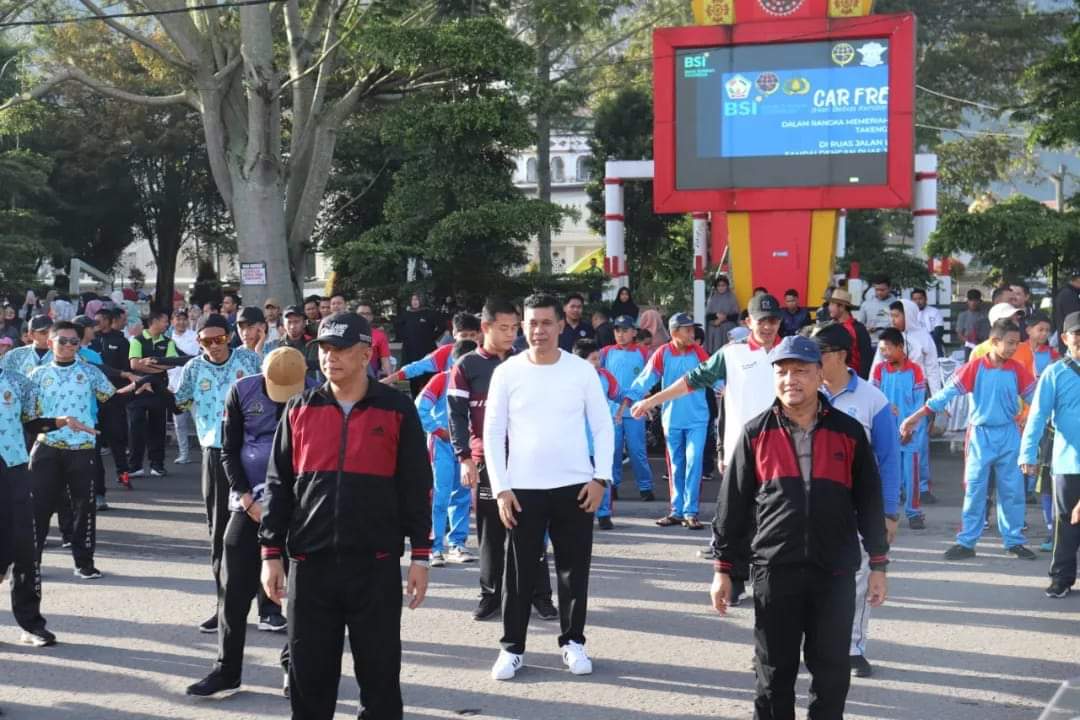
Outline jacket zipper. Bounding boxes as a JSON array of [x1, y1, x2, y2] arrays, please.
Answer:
[[781, 420, 811, 562], [335, 402, 350, 552]]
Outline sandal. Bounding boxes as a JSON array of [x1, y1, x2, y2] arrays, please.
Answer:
[[655, 515, 682, 527], [683, 517, 705, 531]]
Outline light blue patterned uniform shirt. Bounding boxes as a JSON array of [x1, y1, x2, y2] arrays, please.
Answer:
[[173, 348, 260, 449], [0, 368, 34, 466], [1, 345, 53, 376], [26, 360, 114, 449]]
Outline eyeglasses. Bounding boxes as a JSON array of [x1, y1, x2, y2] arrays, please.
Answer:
[[54, 337, 80, 347], [198, 335, 229, 347]]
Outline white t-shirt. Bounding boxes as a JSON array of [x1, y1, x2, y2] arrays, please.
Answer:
[[484, 350, 615, 496]]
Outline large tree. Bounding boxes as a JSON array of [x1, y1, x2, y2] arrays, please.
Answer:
[[2, 1, 532, 306]]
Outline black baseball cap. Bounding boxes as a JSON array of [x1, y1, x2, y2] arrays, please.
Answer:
[[237, 306, 265, 325], [72, 315, 95, 329], [283, 304, 305, 318], [1063, 311, 1080, 335], [812, 323, 852, 352], [201, 314, 230, 333], [749, 294, 782, 321], [315, 312, 372, 348], [29, 315, 53, 332]]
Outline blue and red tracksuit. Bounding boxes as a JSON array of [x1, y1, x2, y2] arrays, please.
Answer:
[[873, 360, 927, 520], [393, 344, 453, 383], [416, 371, 471, 555], [599, 343, 653, 493], [629, 341, 712, 519], [590, 367, 621, 519], [926, 357, 1036, 549]]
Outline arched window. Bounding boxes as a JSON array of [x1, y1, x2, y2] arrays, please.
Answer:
[[526, 157, 537, 183], [576, 156, 593, 182], [551, 156, 565, 183]]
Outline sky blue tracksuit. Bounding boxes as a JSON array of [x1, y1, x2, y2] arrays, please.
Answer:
[[873, 360, 927, 520], [591, 367, 622, 519], [927, 356, 1036, 549], [629, 342, 712, 519], [599, 343, 653, 493], [417, 370, 471, 555]]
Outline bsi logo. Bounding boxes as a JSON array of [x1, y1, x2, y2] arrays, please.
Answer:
[[683, 54, 708, 69]]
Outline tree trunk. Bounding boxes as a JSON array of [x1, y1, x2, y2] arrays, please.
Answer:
[[230, 163, 294, 309], [153, 228, 180, 312], [536, 42, 553, 275]]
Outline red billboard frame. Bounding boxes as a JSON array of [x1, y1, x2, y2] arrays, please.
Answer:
[[653, 13, 915, 213]]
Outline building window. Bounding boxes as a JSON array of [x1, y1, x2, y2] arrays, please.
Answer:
[[551, 156, 565, 183], [526, 158, 537, 183], [576, 156, 593, 182]]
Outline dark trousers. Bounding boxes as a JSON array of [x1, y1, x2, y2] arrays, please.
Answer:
[[202, 448, 229, 604], [288, 554, 403, 720], [477, 487, 552, 602], [93, 437, 106, 497], [1050, 474, 1080, 586], [752, 564, 856, 720], [127, 400, 166, 471], [502, 483, 594, 655], [2, 464, 47, 632], [30, 445, 97, 570], [216, 512, 287, 680], [104, 394, 130, 473]]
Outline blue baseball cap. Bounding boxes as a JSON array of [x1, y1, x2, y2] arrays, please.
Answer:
[[668, 312, 695, 330], [768, 335, 822, 365], [612, 315, 636, 329]]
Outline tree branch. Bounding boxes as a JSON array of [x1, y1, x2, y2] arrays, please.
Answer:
[[140, 0, 208, 66], [0, 66, 197, 112], [75, 0, 193, 72], [551, 11, 678, 84]]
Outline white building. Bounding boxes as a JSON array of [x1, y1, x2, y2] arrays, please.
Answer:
[[512, 133, 604, 272]]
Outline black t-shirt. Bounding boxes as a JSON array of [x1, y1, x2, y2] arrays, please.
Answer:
[[96, 329, 131, 388]]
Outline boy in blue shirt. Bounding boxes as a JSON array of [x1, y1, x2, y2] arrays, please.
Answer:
[[629, 313, 712, 530], [416, 340, 479, 567], [901, 319, 1037, 560], [1020, 311, 1080, 597], [874, 328, 928, 530], [575, 339, 624, 530], [598, 315, 654, 501]]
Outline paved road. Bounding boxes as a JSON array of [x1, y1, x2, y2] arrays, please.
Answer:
[[1, 444, 1077, 719]]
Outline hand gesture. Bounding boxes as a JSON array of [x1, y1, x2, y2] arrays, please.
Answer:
[[578, 481, 605, 513], [630, 400, 651, 421], [868, 570, 888, 607], [406, 563, 429, 610], [58, 417, 99, 435], [261, 558, 286, 604], [710, 573, 732, 616], [497, 490, 521, 529], [460, 458, 479, 488]]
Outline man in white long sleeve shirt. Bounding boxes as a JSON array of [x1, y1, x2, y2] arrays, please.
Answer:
[[484, 293, 613, 682]]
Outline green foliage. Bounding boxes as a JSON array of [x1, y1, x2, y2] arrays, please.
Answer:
[[927, 196, 1080, 284], [585, 86, 692, 311], [1015, 0, 1080, 149]]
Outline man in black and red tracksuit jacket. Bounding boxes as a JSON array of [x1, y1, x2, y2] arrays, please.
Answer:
[[709, 335, 889, 720], [259, 312, 432, 720], [448, 298, 553, 621]]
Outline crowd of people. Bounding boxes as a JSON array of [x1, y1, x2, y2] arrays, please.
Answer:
[[0, 270, 1078, 720]]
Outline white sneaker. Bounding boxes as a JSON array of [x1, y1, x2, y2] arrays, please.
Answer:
[[174, 455, 193, 465], [129, 468, 145, 478], [430, 551, 446, 568], [491, 650, 523, 680], [562, 641, 592, 675], [447, 546, 477, 563]]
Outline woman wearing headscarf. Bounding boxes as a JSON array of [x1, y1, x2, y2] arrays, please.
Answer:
[[705, 275, 740, 354], [611, 287, 639, 321], [637, 308, 669, 357]]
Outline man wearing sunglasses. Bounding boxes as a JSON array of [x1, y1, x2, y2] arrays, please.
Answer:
[[26, 321, 139, 581], [171, 315, 261, 634]]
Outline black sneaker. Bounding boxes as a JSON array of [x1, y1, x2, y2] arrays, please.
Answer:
[[258, 614, 287, 632], [597, 516, 614, 530], [1006, 545, 1037, 560], [944, 544, 976, 561], [533, 597, 558, 621], [19, 627, 57, 647], [198, 614, 219, 633], [150, 466, 167, 477], [61, 537, 72, 549], [921, 491, 938, 505], [908, 515, 926, 530], [640, 490, 655, 502], [850, 654, 873, 678], [1045, 581, 1072, 599], [185, 670, 241, 698], [73, 567, 103, 580], [472, 596, 500, 621]]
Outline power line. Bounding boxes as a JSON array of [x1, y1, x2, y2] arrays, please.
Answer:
[[915, 123, 1027, 139], [0, 0, 280, 28], [916, 84, 1001, 112]]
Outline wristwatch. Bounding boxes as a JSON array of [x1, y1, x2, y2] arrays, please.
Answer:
[[591, 478, 610, 489]]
